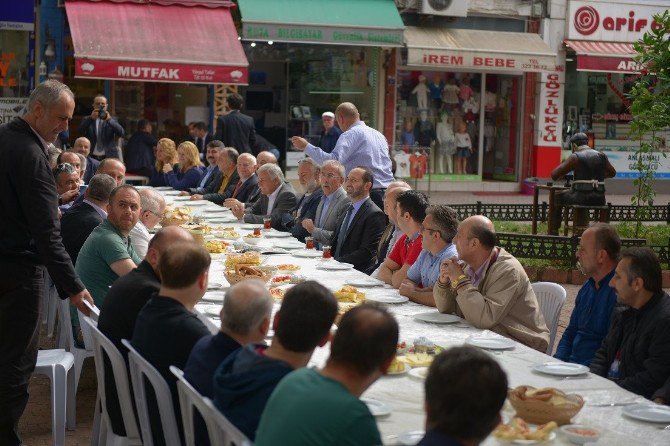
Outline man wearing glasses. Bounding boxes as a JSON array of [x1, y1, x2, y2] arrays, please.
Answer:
[[130, 188, 167, 258], [399, 205, 459, 306], [53, 162, 81, 210]]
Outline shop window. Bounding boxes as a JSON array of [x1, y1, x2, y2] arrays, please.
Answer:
[[0, 30, 31, 98]]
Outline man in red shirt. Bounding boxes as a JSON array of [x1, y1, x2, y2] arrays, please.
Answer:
[[378, 190, 428, 288]]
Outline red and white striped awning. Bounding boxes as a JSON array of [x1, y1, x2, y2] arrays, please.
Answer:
[[564, 40, 639, 74]]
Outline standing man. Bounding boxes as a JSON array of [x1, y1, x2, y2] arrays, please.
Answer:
[[318, 111, 342, 154], [130, 188, 167, 258], [78, 94, 125, 160], [72, 136, 99, 183], [215, 93, 256, 154], [0, 80, 92, 446], [124, 119, 157, 177], [291, 102, 394, 211], [191, 122, 213, 162]]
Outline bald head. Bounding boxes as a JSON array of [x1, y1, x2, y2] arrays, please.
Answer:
[[138, 189, 167, 229], [73, 137, 91, 156], [383, 186, 410, 222], [220, 280, 274, 338], [146, 226, 193, 262], [463, 216, 496, 249], [256, 151, 278, 166], [335, 102, 360, 132], [98, 158, 126, 186], [387, 180, 411, 191]]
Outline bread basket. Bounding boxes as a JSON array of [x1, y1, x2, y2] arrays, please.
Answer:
[[223, 266, 272, 285], [508, 385, 584, 425]]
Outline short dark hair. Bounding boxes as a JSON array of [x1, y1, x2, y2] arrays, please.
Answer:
[[56, 151, 78, 165], [589, 222, 621, 261], [426, 205, 459, 243], [274, 281, 338, 352], [86, 173, 116, 202], [329, 303, 398, 375], [356, 166, 374, 188], [468, 222, 497, 249], [137, 119, 150, 131], [194, 121, 208, 132], [570, 132, 589, 147], [158, 242, 211, 289], [425, 346, 508, 441], [221, 147, 239, 164], [207, 140, 225, 150], [227, 93, 243, 110], [108, 185, 139, 204], [53, 162, 77, 180], [621, 247, 662, 293], [396, 190, 428, 223]]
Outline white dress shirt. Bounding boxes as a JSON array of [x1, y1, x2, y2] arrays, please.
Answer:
[[129, 220, 151, 259]]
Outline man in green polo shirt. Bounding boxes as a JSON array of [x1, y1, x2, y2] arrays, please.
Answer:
[[74, 185, 142, 333]]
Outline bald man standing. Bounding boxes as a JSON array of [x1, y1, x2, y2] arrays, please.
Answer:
[[434, 216, 549, 352]]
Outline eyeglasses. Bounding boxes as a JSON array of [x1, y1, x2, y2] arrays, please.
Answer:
[[53, 162, 76, 175], [320, 172, 341, 179], [146, 209, 164, 218], [420, 225, 442, 237]]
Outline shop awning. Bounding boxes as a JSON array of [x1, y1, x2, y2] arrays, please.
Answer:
[[564, 40, 639, 74], [237, 0, 404, 47], [405, 27, 556, 73], [65, 0, 248, 84]]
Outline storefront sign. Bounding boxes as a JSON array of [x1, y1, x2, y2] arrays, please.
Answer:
[[568, 1, 667, 43], [0, 97, 28, 125], [243, 23, 403, 46], [577, 55, 641, 73], [74, 59, 248, 85], [407, 49, 555, 73], [0, 0, 34, 31], [536, 70, 565, 146], [603, 148, 670, 179]]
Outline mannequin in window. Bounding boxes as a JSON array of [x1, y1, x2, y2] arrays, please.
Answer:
[[399, 119, 415, 152], [436, 113, 455, 174], [454, 121, 472, 175], [412, 75, 430, 110], [414, 110, 436, 148], [441, 78, 460, 111], [458, 77, 474, 105], [428, 74, 445, 109], [485, 89, 497, 112]]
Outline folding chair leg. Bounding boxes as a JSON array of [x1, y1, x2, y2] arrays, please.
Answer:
[[91, 394, 102, 446], [53, 366, 67, 446]]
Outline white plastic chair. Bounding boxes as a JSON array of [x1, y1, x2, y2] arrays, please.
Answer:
[[57, 297, 95, 392], [46, 279, 59, 338], [122, 339, 182, 446], [81, 316, 142, 446], [531, 281, 567, 355], [34, 349, 76, 446], [170, 366, 250, 446]]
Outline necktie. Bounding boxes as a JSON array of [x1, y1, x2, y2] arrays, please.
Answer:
[[217, 174, 229, 193], [335, 205, 354, 258], [231, 179, 242, 198]]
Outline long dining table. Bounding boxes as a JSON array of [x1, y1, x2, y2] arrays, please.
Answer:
[[156, 188, 670, 446]]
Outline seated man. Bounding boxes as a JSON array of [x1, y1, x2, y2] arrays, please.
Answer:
[[61, 173, 116, 266], [329, 167, 386, 272], [590, 247, 670, 399], [399, 205, 459, 306], [301, 160, 351, 248], [56, 150, 83, 177], [418, 346, 508, 446], [434, 216, 549, 352], [129, 188, 167, 258], [213, 281, 337, 440], [280, 158, 323, 242], [72, 152, 88, 184], [184, 280, 274, 398], [197, 147, 240, 203], [53, 162, 80, 209], [255, 303, 399, 446], [131, 241, 211, 444], [231, 163, 297, 229], [72, 136, 99, 184], [555, 223, 621, 366], [74, 185, 142, 333], [222, 153, 261, 207], [179, 140, 225, 196], [369, 181, 411, 276], [256, 150, 278, 166], [378, 190, 427, 288], [98, 226, 193, 437], [66, 157, 126, 210]]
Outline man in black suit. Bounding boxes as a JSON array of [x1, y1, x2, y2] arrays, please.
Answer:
[[124, 119, 157, 177], [231, 163, 297, 230], [61, 173, 116, 266], [223, 152, 261, 208], [197, 147, 239, 204], [215, 93, 256, 154], [72, 136, 99, 184], [97, 226, 193, 436], [191, 121, 214, 163], [330, 167, 386, 272], [0, 80, 93, 446], [280, 158, 323, 242], [78, 94, 125, 160]]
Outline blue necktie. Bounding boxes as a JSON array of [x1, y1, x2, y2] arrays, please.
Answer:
[[335, 205, 354, 258]]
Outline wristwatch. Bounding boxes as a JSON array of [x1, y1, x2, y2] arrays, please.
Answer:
[[451, 274, 468, 289]]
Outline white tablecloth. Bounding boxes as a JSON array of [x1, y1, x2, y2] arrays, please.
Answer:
[[162, 192, 670, 445]]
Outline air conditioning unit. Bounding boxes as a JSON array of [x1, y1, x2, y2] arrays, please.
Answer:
[[419, 0, 468, 17]]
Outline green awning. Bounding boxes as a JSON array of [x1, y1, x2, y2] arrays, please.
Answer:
[[238, 0, 404, 46]]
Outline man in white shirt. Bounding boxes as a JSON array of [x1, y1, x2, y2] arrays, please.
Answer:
[[130, 189, 166, 258]]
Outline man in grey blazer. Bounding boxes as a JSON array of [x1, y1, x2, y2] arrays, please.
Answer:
[[231, 163, 297, 230], [302, 160, 351, 247]]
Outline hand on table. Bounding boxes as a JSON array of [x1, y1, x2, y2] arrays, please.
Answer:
[[191, 194, 203, 201], [302, 218, 315, 233], [290, 136, 309, 151], [231, 203, 245, 220], [398, 280, 416, 297], [70, 289, 94, 316], [178, 191, 190, 196], [223, 198, 242, 209]]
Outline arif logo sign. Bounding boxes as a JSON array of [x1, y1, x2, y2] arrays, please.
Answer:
[[574, 6, 662, 36]]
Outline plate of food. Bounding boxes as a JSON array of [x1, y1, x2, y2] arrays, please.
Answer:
[[622, 404, 670, 423], [360, 398, 391, 417], [386, 357, 411, 376], [275, 264, 301, 272], [269, 286, 288, 301], [532, 362, 589, 377], [224, 251, 262, 268], [365, 294, 408, 304], [399, 353, 434, 368], [333, 285, 366, 303], [559, 425, 601, 444], [205, 240, 229, 254], [271, 274, 305, 285], [243, 234, 263, 245], [466, 335, 516, 350], [214, 230, 240, 240], [408, 367, 429, 380], [317, 262, 353, 271], [265, 231, 293, 238], [413, 311, 461, 324], [293, 249, 323, 258], [397, 430, 425, 445], [493, 418, 557, 444]]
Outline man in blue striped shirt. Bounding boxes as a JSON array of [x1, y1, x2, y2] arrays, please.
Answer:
[[291, 102, 393, 210]]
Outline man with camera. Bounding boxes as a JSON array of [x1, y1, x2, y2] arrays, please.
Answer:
[[78, 94, 125, 160]]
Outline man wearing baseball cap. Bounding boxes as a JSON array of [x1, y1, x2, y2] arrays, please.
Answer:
[[318, 111, 342, 154]]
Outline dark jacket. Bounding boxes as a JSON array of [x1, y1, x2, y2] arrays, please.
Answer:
[[213, 344, 293, 440], [330, 197, 386, 273], [78, 116, 125, 158], [124, 131, 157, 174], [245, 182, 298, 230], [83, 156, 100, 184], [280, 187, 324, 242], [0, 117, 84, 295], [188, 166, 223, 195], [166, 165, 206, 190], [215, 110, 257, 154], [202, 170, 240, 204], [319, 126, 342, 154], [590, 291, 670, 399], [233, 174, 261, 205], [60, 201, 103, 266]]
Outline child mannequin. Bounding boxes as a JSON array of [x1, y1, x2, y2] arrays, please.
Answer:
[[412, 75, 429, 110], [428, 74, 445, 109], [442, 78, 460, 111], [436, 113, 455, 174], [454, 121, 472, 175], [400, 119, 415, 151]]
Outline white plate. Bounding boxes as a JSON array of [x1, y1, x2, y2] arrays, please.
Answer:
[[240, 224, 264, 230], [408, 367, 429, 380], [345, 278, 383, 288], [466, 336, 516, 350], [183, 201, 209, 206], [201, 293, 225, 303], [360, 398, 391, 417], [202, 307, 221, 318], [172, 196, 192, 201], [264, 231, 293, 238], [500, 432, 557, 444], [207, 282, 224, 290], [413, 311, 461, 324], [293, 250, 323, 258], [397, 430, 425, 445], [273, 241, 305, 250], [386, 363, 411, 376], [203, 208, 230, 213], [162, 191, 181, 196], [155, 186, 173, 191], [622, 404, 670, 423], [366, 294, 409, 304], [532, 362, 589, 377], [317, 262, 354, 271], [207, 217, 239, 224]]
